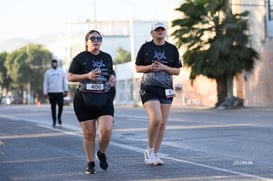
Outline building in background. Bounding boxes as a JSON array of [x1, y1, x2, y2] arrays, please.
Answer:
[[237, 0, 273, 107]]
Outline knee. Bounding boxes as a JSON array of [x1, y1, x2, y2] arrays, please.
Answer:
[[99, 127, 112, 137], [84, 131, 96, 140], [159, 123, 166, 130], [151, 118, 162, 127]]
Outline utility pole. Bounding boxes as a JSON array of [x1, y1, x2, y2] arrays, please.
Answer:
[[225, 0, 234, 101], [94, 0, 97, 29], [26, 44, 31, 104]]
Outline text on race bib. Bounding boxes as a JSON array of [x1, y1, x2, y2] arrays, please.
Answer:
[[165, 89, 175, 98], [86, 83, 104, 91]]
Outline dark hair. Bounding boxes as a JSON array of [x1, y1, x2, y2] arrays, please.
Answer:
[[51, 59, 58, 63], [85, 30, 102, 50]]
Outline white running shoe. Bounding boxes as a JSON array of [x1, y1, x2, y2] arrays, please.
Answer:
[[154, 153, 164, 166], [144, 147, 155, 165]]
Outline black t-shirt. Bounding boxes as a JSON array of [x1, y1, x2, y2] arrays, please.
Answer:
[[135, 41, 182, 89], [135, 41, 181, 67], [69, 51, 114, 92]]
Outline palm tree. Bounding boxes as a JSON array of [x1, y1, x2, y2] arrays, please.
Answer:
[[171, 0, 259, 108]]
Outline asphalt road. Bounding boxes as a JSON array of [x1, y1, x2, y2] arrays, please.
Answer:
[[0, 104, 273, 181]]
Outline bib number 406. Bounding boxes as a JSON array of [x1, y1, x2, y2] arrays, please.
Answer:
[[86, 83, 104, 91]]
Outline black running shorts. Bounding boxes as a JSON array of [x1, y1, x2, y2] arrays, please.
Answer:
[[139, 86, 173, 104], [73, 90, 114, 122]]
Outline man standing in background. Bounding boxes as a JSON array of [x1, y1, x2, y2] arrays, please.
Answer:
[[43, 59, 68, 126]]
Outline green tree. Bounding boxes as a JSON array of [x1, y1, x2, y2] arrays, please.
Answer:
[[171, 0, 259, 108], [114, 47, 131, 64], [0, 52, 11, 92], [5, 43, 51, 103]]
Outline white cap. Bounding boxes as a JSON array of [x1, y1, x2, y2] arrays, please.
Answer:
[[151, 21, 167, 31]]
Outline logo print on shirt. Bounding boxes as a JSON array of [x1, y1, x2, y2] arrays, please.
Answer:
[[92, 59, 107, 82], [92, 59, 105, 69], [153, 50, 166, 62]]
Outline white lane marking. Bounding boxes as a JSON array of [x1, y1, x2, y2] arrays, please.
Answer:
[[112, 123, 252, 132]]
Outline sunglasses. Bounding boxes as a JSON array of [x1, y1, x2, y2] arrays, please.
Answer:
[[89, 36, 102, 42]]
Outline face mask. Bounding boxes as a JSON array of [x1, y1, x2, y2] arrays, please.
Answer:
[[52, 62, 58, 69]]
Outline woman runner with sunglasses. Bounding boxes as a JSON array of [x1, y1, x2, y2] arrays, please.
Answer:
[[67, 30, 116, 174]]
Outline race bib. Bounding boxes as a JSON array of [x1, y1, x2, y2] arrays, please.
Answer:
[[165, 89, 175, 98], [86, 83, 104, 91]]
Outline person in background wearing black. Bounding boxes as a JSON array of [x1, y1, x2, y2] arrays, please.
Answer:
[[67, 30, 116, 174], [43, 59, 68, 126], [135, 22, 182, 166]]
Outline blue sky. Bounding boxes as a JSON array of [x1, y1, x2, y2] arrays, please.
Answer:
[[0, 0, 183, 42]]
